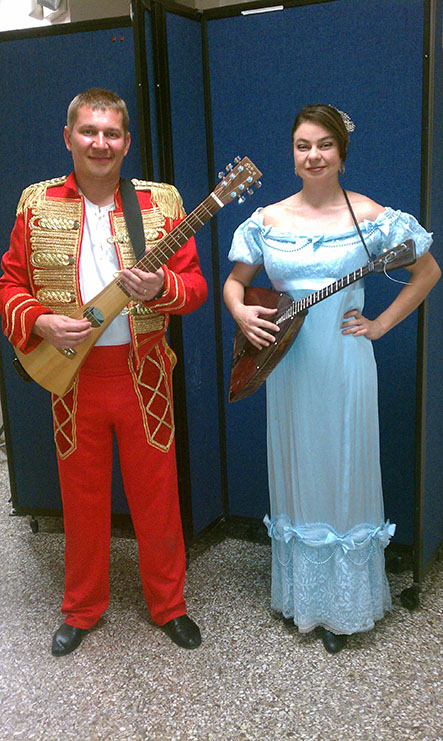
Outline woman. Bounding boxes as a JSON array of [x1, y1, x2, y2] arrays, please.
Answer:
[[223, 104, 440, 654]]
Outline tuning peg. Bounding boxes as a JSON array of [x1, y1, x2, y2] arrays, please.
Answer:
[[247, 188, 254, 196], [255, 181, 262, 188], [226, 162, 233, 171], [234, 156, 242, 164], [217, 171, 225, 180], [237, 195, 246, 204]]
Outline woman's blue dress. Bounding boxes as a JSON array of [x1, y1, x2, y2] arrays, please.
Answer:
[[228, 207, 432, 635]]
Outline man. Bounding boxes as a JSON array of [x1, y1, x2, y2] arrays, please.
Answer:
[[0, 89, 207, 656]]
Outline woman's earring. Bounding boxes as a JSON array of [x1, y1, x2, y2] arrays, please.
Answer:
[[294, 166, 298, 176], [339, 163, 345, 175]]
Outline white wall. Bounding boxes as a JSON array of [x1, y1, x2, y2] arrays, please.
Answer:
[[0, 0, 130, 32], [0, 0, 259, 30], [69, 0, 129, 22], [0, 0, 68, 30]]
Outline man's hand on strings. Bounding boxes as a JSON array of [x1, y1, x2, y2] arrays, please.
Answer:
[[33, 314, 93, 349]]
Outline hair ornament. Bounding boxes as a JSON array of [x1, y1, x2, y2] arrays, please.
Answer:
[[328, 105, 355, 132]]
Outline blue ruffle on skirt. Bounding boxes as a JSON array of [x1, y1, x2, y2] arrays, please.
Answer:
[[264, 515, 395, 635]]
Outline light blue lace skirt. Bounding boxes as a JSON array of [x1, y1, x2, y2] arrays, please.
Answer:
[[265, 515, 394, 634]]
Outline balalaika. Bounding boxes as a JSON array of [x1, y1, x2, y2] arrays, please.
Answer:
[[228, 239, 416, 402]]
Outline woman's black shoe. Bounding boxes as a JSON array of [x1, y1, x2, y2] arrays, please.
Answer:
[[51, 623, 88, 657], [317, 627, 347, 654]]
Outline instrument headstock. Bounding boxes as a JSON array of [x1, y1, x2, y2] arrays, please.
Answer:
[[214, 156, 262, 206], [372, 240, 416, 273]]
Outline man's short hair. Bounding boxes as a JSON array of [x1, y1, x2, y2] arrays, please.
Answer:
[[67, 88, 129, 133]]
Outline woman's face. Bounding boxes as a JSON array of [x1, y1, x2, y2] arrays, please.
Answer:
[[293, 120, 341, 182]]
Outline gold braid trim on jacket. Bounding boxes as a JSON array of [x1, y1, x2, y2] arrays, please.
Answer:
[[131, 179, 185, 220], [16, 176, 69, 216], [16, 177, 185, 221]]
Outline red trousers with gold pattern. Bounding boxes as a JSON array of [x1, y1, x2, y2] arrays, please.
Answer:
[[54, 344, 186, 629]]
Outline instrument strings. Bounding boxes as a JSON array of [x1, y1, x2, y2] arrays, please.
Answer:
[[277, 267, 368, 325], [115, 197, 219, 293]]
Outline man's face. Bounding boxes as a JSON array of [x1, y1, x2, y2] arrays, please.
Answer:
[[64, 105, 130, 185]]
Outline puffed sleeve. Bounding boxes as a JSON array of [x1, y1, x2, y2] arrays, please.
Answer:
[[228, 209, 265, 265], [364, 208, 433, 258]]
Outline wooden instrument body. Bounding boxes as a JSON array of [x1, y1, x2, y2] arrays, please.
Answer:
[[14, 281, 129, 396], [229, 286, 307, 402]]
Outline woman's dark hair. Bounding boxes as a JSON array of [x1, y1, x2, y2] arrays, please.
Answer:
[[291, 104, 349, 161]]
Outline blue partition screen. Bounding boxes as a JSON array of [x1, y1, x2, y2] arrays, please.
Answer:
[[166, 13, 224, 533], [0, 25, 140, 513], [207, 0, 425, 542], [0, 1, 440, 564], [423, 0, 443, 564]]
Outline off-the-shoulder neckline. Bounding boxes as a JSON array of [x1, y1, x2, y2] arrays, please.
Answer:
[[250, 206, 392, 241]]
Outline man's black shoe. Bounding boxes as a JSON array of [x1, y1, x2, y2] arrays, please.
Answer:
[[316, 627, 347, 654], [51, 622, 88, 657], [161, 615, 201, 649]]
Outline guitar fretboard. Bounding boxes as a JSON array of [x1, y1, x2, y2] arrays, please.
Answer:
[[277, 264, 371, 324], [115, 193, 222, 295]]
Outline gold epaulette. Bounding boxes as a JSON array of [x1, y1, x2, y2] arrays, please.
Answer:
[[16, 176, 69, 216], [131, 179, 185, 220]]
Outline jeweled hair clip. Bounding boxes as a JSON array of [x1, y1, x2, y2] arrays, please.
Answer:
[[328, 105, 356, 132]]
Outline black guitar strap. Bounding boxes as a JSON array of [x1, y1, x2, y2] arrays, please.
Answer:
[[119, 177, 146, 261], [342, 188, 372, 261]]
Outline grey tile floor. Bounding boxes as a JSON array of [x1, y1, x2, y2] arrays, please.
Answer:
[[0, 446, 442, 741]]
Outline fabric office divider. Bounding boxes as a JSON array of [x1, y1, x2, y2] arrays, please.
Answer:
[[421, 0, 442, 569], [0, 21, 143, 516], [165, 12, 224, 534], [206, 0, 426, 545], [0, 0, 440, 580], [0, 11, 225, 537]]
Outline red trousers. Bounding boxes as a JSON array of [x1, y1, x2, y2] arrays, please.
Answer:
[[55, 344, 186, 629]]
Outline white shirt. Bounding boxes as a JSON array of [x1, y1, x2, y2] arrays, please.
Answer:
[[79, 195, 130, 346]]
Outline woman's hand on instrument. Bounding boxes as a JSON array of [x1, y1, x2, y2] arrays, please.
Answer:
[[234, 304, 279, 349], [33, 314, 93, 348], [341, 309, 384, 340], [119, 266, 165, 302]]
